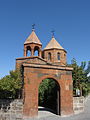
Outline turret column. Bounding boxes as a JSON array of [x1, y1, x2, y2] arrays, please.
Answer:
[[24, 48, 27, 57], [31, 48, 34, 56], [39, 49, 42, 57]]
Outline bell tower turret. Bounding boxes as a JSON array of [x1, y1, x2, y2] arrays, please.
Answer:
[[43, 35, 67, 66], [24, 26, 42, 57]]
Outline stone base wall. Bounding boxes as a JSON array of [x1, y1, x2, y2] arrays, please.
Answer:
[[73, 96, 84, 114], [0, 97, 85, 119], [0, 99, 23, 120]]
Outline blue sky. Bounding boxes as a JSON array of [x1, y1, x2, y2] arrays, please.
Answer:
[[0, 0, 90, 78]]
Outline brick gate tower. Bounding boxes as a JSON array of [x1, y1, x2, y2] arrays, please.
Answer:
[[16, 28, 73, 118]]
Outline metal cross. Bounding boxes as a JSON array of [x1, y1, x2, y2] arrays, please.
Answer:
[[32, 24, 35, 31], [51, 30, 55, 37]]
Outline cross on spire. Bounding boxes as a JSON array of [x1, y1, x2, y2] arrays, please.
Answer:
[[51, 30, 55, 38], [32, 24, 35, 31]]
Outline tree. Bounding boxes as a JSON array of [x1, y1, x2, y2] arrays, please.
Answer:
[[39, 79, 56, 105], [0, 70, 22, 99], [70, 58, 90, 96]]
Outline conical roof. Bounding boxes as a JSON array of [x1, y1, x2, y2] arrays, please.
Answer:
[[44, 37, 64, 50], [24, 31, 42, 45]]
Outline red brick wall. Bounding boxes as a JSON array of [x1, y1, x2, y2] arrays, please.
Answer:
[[16, 54, 73, 117], [22, 64, 73, 117]]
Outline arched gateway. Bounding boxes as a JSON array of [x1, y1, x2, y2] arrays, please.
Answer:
[[16, 28, 73, 117], [38, 78, 60, 115]]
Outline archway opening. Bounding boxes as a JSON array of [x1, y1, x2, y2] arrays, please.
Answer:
[[26, 46, 31, 56], [38, 78, 60, 115], [34, 46, 39, 56]]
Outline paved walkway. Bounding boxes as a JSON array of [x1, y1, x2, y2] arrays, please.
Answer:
[[24, 95, 90, 120]]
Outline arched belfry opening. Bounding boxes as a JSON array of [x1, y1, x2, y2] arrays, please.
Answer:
[[26, 46, 31, 56], [38, 78, 60, 115], [34, 46, 40, 56], [16, 26, 73, 118]]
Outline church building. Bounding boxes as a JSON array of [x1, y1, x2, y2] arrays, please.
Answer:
[[16, 27, 73, 117]]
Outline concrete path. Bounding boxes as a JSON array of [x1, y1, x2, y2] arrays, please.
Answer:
[[24, 95, 90, 120]]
